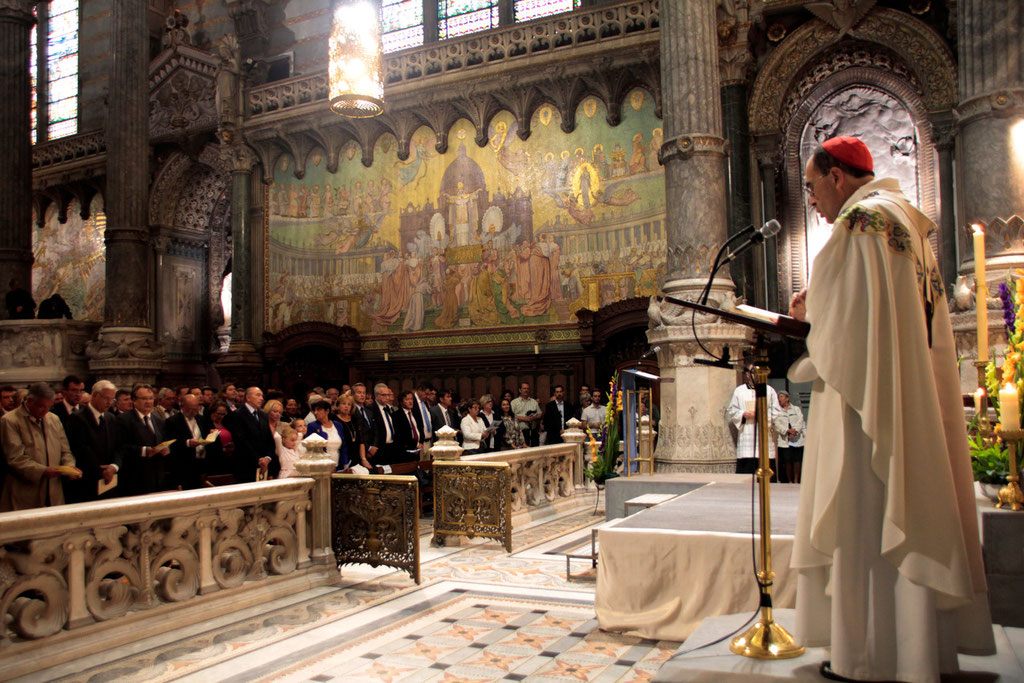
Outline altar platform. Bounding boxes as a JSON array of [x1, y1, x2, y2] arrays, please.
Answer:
[[596, 479, 800, 641]]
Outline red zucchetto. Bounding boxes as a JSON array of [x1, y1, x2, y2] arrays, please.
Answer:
[[822, 136, 873, 173]]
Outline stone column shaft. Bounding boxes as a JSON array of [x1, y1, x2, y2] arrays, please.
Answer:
[[89, 0, 161, 385], [952, 0, 1024, 390], [0, 2, 35, 311], [648, 0, 751, 473]]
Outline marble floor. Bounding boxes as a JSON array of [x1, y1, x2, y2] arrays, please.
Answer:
[[28, 497, 680, 683], [23, 496, 1024, 683]]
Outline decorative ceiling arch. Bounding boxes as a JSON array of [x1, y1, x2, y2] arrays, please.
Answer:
[[149, 146, 231, 228], [748, 7, 956, 137]]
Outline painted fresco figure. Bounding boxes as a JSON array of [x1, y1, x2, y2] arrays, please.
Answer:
[[371, 248, 411, 328], [445, 182, 481, 247], [435, 267, 461, 329]]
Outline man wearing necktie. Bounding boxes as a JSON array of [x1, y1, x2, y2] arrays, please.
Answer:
[[353, 383, 379, 465], [165, 394, 214, 489], [414, 384, 434, 449], [370, 383, 400, 466], [50, 374, 85, 428], [65, 379, 121, 502], [395, 390, 425, 464], [115, 385, 170, 496], [223, 386, 278, 483]]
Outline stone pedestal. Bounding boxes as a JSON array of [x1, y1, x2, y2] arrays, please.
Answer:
[[0, 320, 101, 385]]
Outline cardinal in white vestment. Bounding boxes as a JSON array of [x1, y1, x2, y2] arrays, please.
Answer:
[[788, 137, 994, 682]]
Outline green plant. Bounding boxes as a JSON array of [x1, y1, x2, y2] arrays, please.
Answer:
[[584, 372, 622, 486], [968, 416, 1009, 485]]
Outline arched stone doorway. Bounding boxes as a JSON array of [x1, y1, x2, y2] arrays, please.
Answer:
[[262, 322, 362, 396]]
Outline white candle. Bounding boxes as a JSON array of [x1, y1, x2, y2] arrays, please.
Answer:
[[974, 388, 985, 415], [1000, 383, 1019, 431], [974, 224, 988, 362]]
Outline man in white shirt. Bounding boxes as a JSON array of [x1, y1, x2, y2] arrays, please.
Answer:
[[510, 382, 541, 447], [580, 390, 606, 431], [725, 364, 781, 476]]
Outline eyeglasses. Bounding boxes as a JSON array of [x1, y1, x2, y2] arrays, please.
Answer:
[[803, 173, 827, 196]]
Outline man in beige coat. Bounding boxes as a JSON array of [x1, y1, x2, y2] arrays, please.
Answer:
[[1, 382, 79, 511]]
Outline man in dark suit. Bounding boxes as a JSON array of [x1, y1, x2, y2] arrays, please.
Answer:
[[116, 384, 170, 496], [430, 389, 457, 432], [413, 383, 435, 445], [164, 393, 214, 489], [369, 383, 399, 466], [64, 379, 121, 503], [394, 390, 425, 464], [542, 384, 574, 445], [223, 386, 278, 482], [352, 382, 379, 460], [50, 374, 85, 428]]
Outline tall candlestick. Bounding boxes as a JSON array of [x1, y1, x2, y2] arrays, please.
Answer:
[[1000, 383, 1019, 430], [974, 224, 988, 362]]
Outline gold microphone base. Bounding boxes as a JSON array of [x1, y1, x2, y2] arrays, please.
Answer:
[[730, 618, 805, 660]]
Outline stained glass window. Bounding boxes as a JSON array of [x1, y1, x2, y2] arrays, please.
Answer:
[[383, 0, 424, 53], [514, 0, 577, 23], [47, 0, 78, 139], [438, 0, 499, 39], [30, 0, 78, 144]]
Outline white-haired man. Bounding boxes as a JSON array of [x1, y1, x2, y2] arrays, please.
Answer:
[[65, 380, 120, 502]]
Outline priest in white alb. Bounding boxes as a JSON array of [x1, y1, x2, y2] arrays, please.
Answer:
[[788, 136, 994, 681]]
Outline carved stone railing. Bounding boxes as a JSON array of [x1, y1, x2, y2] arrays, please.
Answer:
[[245, 0, 659, 118], [0, 319, 101, 386], [461, 442, 580, 513], [32, 130, 107, 170], [433, 461, 512, 551], [331, 474, 421, 583], [0, 479, 336, 680]]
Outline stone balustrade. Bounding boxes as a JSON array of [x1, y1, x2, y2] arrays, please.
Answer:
[[461, 442, 580, 512], [0, 479, 337, 680], [0, 319, 101, 386]]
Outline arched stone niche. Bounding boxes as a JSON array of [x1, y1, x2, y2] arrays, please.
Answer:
[[747, 8, 956, 306]]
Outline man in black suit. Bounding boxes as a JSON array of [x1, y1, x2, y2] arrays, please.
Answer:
[[50, 374, 85, 428], [542, 384, 574, 445], [413, 383, 435, 445], [164, 393, 214, 490], [430, 389, 457, 432], [116, 384, 170, 496], [111, 389, 132, 416], [369, 383, 399, 466], [352, 383, 379, 461], [64, 379, 121, 502], [394, 390, 425, 464], [223, 386, 278, 482]]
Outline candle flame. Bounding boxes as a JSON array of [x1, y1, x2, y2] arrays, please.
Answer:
[[975, 388, 985, 397], [973, 223, 984, 235]]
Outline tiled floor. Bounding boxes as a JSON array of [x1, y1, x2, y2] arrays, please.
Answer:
[[34, 500, 678, 683]]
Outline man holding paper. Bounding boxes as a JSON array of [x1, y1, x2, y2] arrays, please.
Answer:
[[725, 364, 781, 475], [165, 393, 215, 489], [116, 384, 172, 495], [789, 136, 994, 680]]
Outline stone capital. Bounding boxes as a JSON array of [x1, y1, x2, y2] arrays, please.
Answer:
[[955, 88, 1024, 128], [659, 134, 729, 165], [219, 140, 259, 174], [0, 0, 36, 21]]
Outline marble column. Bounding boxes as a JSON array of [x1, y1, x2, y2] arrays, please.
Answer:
[[215, 140, 264, 387], [647, 0, 751, 472], [88, 0, 162, 386], [0, 1, 35, 315], [951, 0, 1024, 390]]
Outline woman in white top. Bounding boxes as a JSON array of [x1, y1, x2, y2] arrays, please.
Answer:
[[263, 399, 284, 459], [307, 399, 348, 469], [774, 390, 806, 483], [460, 400, 488, 455]]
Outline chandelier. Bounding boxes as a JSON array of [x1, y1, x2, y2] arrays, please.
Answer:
[[329, 0, 384, 118]]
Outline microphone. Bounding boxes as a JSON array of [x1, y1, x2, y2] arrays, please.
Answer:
[[720, 219, 781, 265], [640, 345, 661, 359]]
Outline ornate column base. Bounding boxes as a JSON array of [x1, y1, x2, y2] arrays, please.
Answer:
[[216, 340, 264, 387], [87, 326, 163, 387], [647, 290, 752, 473]]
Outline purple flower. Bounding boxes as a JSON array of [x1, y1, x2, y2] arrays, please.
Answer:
[[1000, 282, 1015, 334]]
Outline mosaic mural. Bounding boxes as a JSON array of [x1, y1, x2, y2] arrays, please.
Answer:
[[32, 196, 106, 322], [266, 89, 666, 335]]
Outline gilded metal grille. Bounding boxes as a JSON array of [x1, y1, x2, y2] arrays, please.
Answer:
[[432, 461, 512, 552], [330, 474, 420, 583]]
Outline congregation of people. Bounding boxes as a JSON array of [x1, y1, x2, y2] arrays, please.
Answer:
[[0, 375, 615, 513]]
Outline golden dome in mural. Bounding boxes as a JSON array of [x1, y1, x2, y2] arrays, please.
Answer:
[[439, 143, 486, 198]]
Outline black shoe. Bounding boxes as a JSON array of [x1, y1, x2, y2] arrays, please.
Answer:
[[820, 661, 856, 682]]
